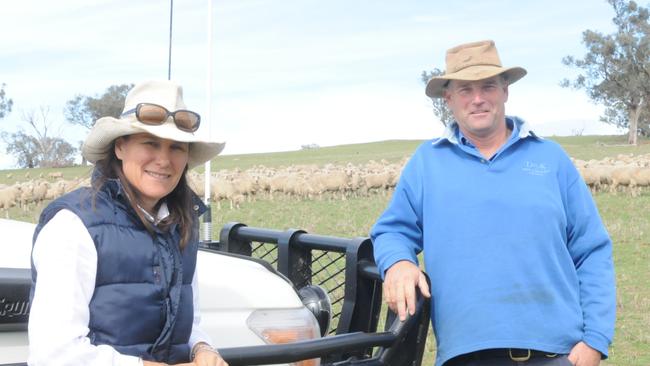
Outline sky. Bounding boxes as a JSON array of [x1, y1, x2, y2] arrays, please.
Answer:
[[0, 0, 626, 169]]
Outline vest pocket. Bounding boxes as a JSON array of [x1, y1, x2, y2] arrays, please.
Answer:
[[151, 297, 173, 353]]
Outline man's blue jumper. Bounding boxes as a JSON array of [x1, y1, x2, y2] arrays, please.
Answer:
[[371, 117, 616, 366]]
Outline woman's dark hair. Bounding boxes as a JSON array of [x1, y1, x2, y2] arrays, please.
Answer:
[[92, 138, 195, 250]]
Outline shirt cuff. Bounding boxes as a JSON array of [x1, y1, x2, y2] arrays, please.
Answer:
[[583, 330, 611, 359], [189, 328, 214, 351]]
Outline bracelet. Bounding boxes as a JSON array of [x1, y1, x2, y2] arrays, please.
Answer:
[[191, 343, 219, 360]]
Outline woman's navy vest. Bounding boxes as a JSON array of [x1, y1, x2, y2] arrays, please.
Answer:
[[31, 178, 205, 363]]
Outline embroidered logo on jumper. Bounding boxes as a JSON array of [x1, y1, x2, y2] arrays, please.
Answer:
[[523, 161, 550, 176]]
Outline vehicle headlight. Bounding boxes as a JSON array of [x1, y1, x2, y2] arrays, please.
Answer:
[[247, 307, 321, 366], [298, 285, 331, 337]]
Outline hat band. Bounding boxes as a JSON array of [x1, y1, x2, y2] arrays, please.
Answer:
[[449, 63, 503, 74]]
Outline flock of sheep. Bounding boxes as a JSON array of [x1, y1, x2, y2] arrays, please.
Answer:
[[574, 153, 650, 194], [186, 158, 409, 209], [0, 172, 90, 217], [1, 153, 649, 217], [188, 152, 650, 208]]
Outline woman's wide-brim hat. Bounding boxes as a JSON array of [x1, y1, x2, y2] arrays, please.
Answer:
[[82, 80, 225, 169], [425, 40, 527, 98]]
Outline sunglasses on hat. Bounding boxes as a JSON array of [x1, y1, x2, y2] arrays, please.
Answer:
[[121, 103, 200, 132]]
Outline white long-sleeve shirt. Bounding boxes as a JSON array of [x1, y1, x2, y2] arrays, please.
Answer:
[[28, 208, 213, 366]]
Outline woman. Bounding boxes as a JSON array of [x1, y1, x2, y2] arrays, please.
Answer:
[[28, 80, 228, 366]]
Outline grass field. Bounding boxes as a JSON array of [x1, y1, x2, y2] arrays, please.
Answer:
[[2, 134, 649, 365], [212, 192, 648, 366]]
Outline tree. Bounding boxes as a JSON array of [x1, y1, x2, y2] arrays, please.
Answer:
[[64, 84, 133, 129], [561, 0, 650, 145], [0, 83, 13, 119], [601, 99, 650, 137], [641, 109, 650, 136], [1, 107, 77, 168], [420, 69, 454, 127], [41, 137, 77, 167], [3, 131, 39, 168]]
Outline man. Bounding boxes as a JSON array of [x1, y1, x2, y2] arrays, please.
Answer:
[[371, 40, 615, 366]]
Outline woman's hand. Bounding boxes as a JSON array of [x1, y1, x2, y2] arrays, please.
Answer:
[[143, 353, 229, 366], [191, 348, 229, 366], [186, 342, 229, 366]]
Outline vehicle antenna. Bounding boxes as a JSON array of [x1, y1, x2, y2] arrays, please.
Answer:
[[202, 0, 214, 242], [167, 0, 173, 80]]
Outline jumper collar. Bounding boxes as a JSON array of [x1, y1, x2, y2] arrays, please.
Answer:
[[432, 116, 540, 147]]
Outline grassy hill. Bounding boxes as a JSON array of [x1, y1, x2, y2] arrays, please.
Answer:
[[2, 135, 649, 182], [209, 134, 650, 171]]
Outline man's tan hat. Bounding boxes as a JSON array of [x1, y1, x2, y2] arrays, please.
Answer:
[[82, 80, 225, 169], [425, 40, 527, 98]]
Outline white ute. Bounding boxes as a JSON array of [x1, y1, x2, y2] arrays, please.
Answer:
[[0, 218, 322, 366]]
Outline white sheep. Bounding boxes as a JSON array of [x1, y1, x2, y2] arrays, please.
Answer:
[[0, 185, 21, 218], [18, 181, 35, 210], [309, 171, 349, 200], [32, 180, 49, 205], [210, 177, 237, 209], [632, 167, 650, 187], [282, 176, 315, 200], [231, 172, 259, 201], [610, 166, 636, 193], [267, 174, 292, 200], [362, 171, 393, 195], [578, 166, 602, 192]]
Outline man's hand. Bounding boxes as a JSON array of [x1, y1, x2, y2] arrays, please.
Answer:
[[567, 341, 601, 366], [383, 260, 431, 321]]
